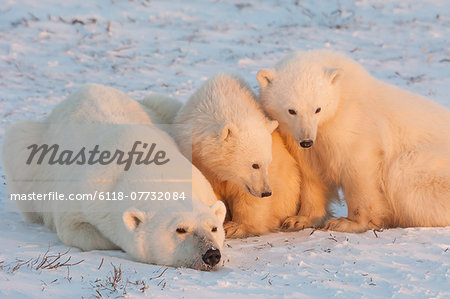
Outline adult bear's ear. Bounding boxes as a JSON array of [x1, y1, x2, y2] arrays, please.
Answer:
[[267, 120, 279, 133], [257, 69, 276, 88], [220, 122, 236, 141], [123, 208, 148, 231], [324, 67, 343, 85], [211, 201, 226, 223]]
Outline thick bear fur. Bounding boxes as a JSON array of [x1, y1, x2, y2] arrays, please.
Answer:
[[173, 73, 302, 238], [2, 83, 226, 270], [258, 49, 450, 232]]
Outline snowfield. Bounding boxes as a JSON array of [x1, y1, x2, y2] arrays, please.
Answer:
[[1, 0, 449, 298]]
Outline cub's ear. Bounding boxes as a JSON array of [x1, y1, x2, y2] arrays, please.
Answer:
[[257, 69, 276, 88], [324, 67, 343, 85], [220, 122, 236, 141], [267, 120, 279, 133], [123, 208, 147, 231], [211, 201, 226, 224]]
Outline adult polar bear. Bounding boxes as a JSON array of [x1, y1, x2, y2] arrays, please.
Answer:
[[257, 49, 450, 232], [3, 84, 226, 270]]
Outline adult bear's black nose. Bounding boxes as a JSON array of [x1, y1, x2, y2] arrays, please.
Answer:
[[202, 248, 221, 267], [300, 140, 313, 148]]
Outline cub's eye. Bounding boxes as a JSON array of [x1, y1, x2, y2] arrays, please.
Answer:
[[252, 163, 260, 169], [315, 107, 321, 114], [176, 228, 187, 234], [288, 109, 297, 115], [211, 227, 218, 232]]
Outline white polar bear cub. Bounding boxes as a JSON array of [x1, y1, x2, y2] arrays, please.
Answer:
[[258, 49, 450, 232], [2, 83, 226, 270], [174, 73, 302, 238]]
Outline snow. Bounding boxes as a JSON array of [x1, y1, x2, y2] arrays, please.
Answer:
[[0, 0, 449, 298]]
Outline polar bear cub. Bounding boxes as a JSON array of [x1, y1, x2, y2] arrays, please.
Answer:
[[258, 49, 450, 232], [174, 73, 302, 238], [3, 84, 226, 270]]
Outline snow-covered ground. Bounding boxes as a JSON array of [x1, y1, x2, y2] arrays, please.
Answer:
[[0, 0, 449, 298]]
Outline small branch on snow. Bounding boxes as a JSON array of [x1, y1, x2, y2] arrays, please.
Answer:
[[2, 248, 84, 274], [149, 267, 168, 280], [98, 258, 104, 270]]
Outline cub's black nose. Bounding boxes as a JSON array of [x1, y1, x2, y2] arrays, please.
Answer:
[[300, 140, 313, 148], [261, 192, 272, 197], [202, 249, 221, 267]]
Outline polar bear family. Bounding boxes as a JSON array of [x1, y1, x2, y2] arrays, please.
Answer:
[[3, 49, 450, 269]]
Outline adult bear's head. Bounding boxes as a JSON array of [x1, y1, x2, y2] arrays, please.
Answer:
[[122, 200, 226, 271]]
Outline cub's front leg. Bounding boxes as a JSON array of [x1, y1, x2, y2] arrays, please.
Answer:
[[281, 165, 330, 231], [324, 163, 389, 232], [222, 187, 276, 238], [223, 221, 258, 239]]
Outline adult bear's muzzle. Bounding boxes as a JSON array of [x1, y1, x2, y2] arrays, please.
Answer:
[[202, 248, 221, 267]]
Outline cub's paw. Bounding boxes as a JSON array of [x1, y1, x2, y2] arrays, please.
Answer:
[[223, 221, 256, 239], [281, 216, 313, 231], [324, 217, 367, 233]]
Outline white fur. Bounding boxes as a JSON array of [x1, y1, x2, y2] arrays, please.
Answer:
[[140, 93, 183, 124], [174, 74, 301, 238], [2, 83, 226, 270], [258, 49, 450, 232]]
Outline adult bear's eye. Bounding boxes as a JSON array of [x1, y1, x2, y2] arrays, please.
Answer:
[[252, 163, 260, 169], [288, 109, 296, 115], [315, 107, 321, 114], [176, 228, 187, 234], [211, 227, 217, 232]]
